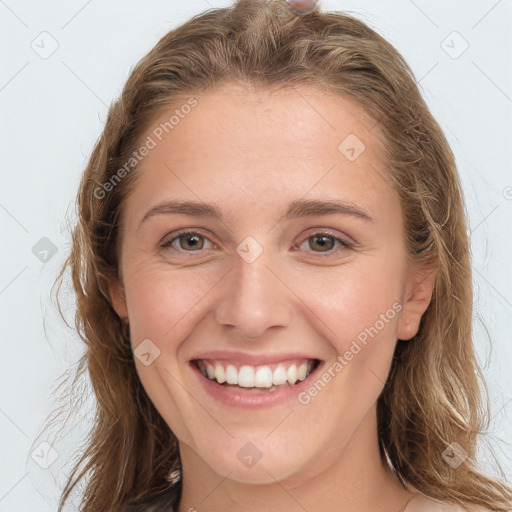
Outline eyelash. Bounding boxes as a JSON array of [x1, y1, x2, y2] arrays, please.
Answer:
[[159, 229, 353, 256]]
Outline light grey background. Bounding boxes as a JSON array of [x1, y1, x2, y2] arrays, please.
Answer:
[[0, 1, 511, 510]]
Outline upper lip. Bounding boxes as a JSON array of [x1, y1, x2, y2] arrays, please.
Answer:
[[189, 350, 322, 366]]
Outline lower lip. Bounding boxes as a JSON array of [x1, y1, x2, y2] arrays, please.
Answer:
[[190, 360, 324, 409]]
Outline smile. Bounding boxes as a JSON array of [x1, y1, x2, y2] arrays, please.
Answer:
[[195, 358, 318, 390], [190, 357, 323, 408]]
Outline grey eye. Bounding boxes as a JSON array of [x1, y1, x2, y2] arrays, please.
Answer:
[[176, 234, 205, 251]]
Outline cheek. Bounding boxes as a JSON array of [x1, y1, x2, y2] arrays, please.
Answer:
[[122, 261, 227, 347], [292, 251, 406, 397], [301, 260, 404, 345], [121, 262, 229, 443], [294, 267, 403, 422]]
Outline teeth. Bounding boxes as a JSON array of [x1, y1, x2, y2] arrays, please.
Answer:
[[272, 365, 287, 385], [287, 365, 297, 385], [238, 365, 255, 388], [214, 364, 226, 384], [197, 359, 316, 389], [225, 364, 238, 385], [297, 362, 308, 381], [254, 366, 273, 387]]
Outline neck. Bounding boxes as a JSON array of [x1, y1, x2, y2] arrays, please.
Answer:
[[176, 407, 416, 512]]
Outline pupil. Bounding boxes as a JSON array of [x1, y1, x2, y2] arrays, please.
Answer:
[[311, 235, 333, 252], [182, 235, 203, 250]]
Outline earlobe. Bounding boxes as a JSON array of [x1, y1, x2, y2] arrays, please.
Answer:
[[108, 278, 128, 321], [397, 267, 436, 341]]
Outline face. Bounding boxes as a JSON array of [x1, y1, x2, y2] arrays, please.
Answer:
[[110, 83, 433, 484]]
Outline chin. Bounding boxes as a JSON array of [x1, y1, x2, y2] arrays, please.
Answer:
[[190, 436, 313, 485]]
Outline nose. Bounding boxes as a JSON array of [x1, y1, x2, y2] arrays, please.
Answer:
[[214, 252, 294, 340]]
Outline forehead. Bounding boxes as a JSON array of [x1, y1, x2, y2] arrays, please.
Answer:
[[123, 83, 397, 229]]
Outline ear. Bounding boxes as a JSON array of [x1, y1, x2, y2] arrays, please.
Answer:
[[396, 264, 436, 341], [108, 276, 128, 321]]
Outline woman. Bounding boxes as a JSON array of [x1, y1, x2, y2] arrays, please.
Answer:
[[56, 0, 512, 510]]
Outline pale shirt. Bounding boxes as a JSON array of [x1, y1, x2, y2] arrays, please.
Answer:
[[405, 493, 487, 512], [127, 490, 489, 511], [137, 495, 486, 511]]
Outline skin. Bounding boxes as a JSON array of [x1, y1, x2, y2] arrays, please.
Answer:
[[109, 83, 435, 512]]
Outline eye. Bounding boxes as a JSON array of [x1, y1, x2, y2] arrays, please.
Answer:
[[160, 231, 215, 252], [295, 231, 352, 254]]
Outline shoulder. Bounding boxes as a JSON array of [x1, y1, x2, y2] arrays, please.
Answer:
[[123, 506, 175, 512], [406, 494, 492, 512], [123, 500, 175, 512]]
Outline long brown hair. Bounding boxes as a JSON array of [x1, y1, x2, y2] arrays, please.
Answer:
[[55, 1, 512, 510]]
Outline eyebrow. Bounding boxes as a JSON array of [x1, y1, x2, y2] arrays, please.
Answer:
[[139, 198, 373, 227], [285, 198, 373, 222]]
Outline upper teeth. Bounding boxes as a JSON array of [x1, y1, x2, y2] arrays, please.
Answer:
[[196, 360, 315, 388]]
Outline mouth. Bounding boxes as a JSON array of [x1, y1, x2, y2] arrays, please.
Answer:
[[191, 358, 322, 396]]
